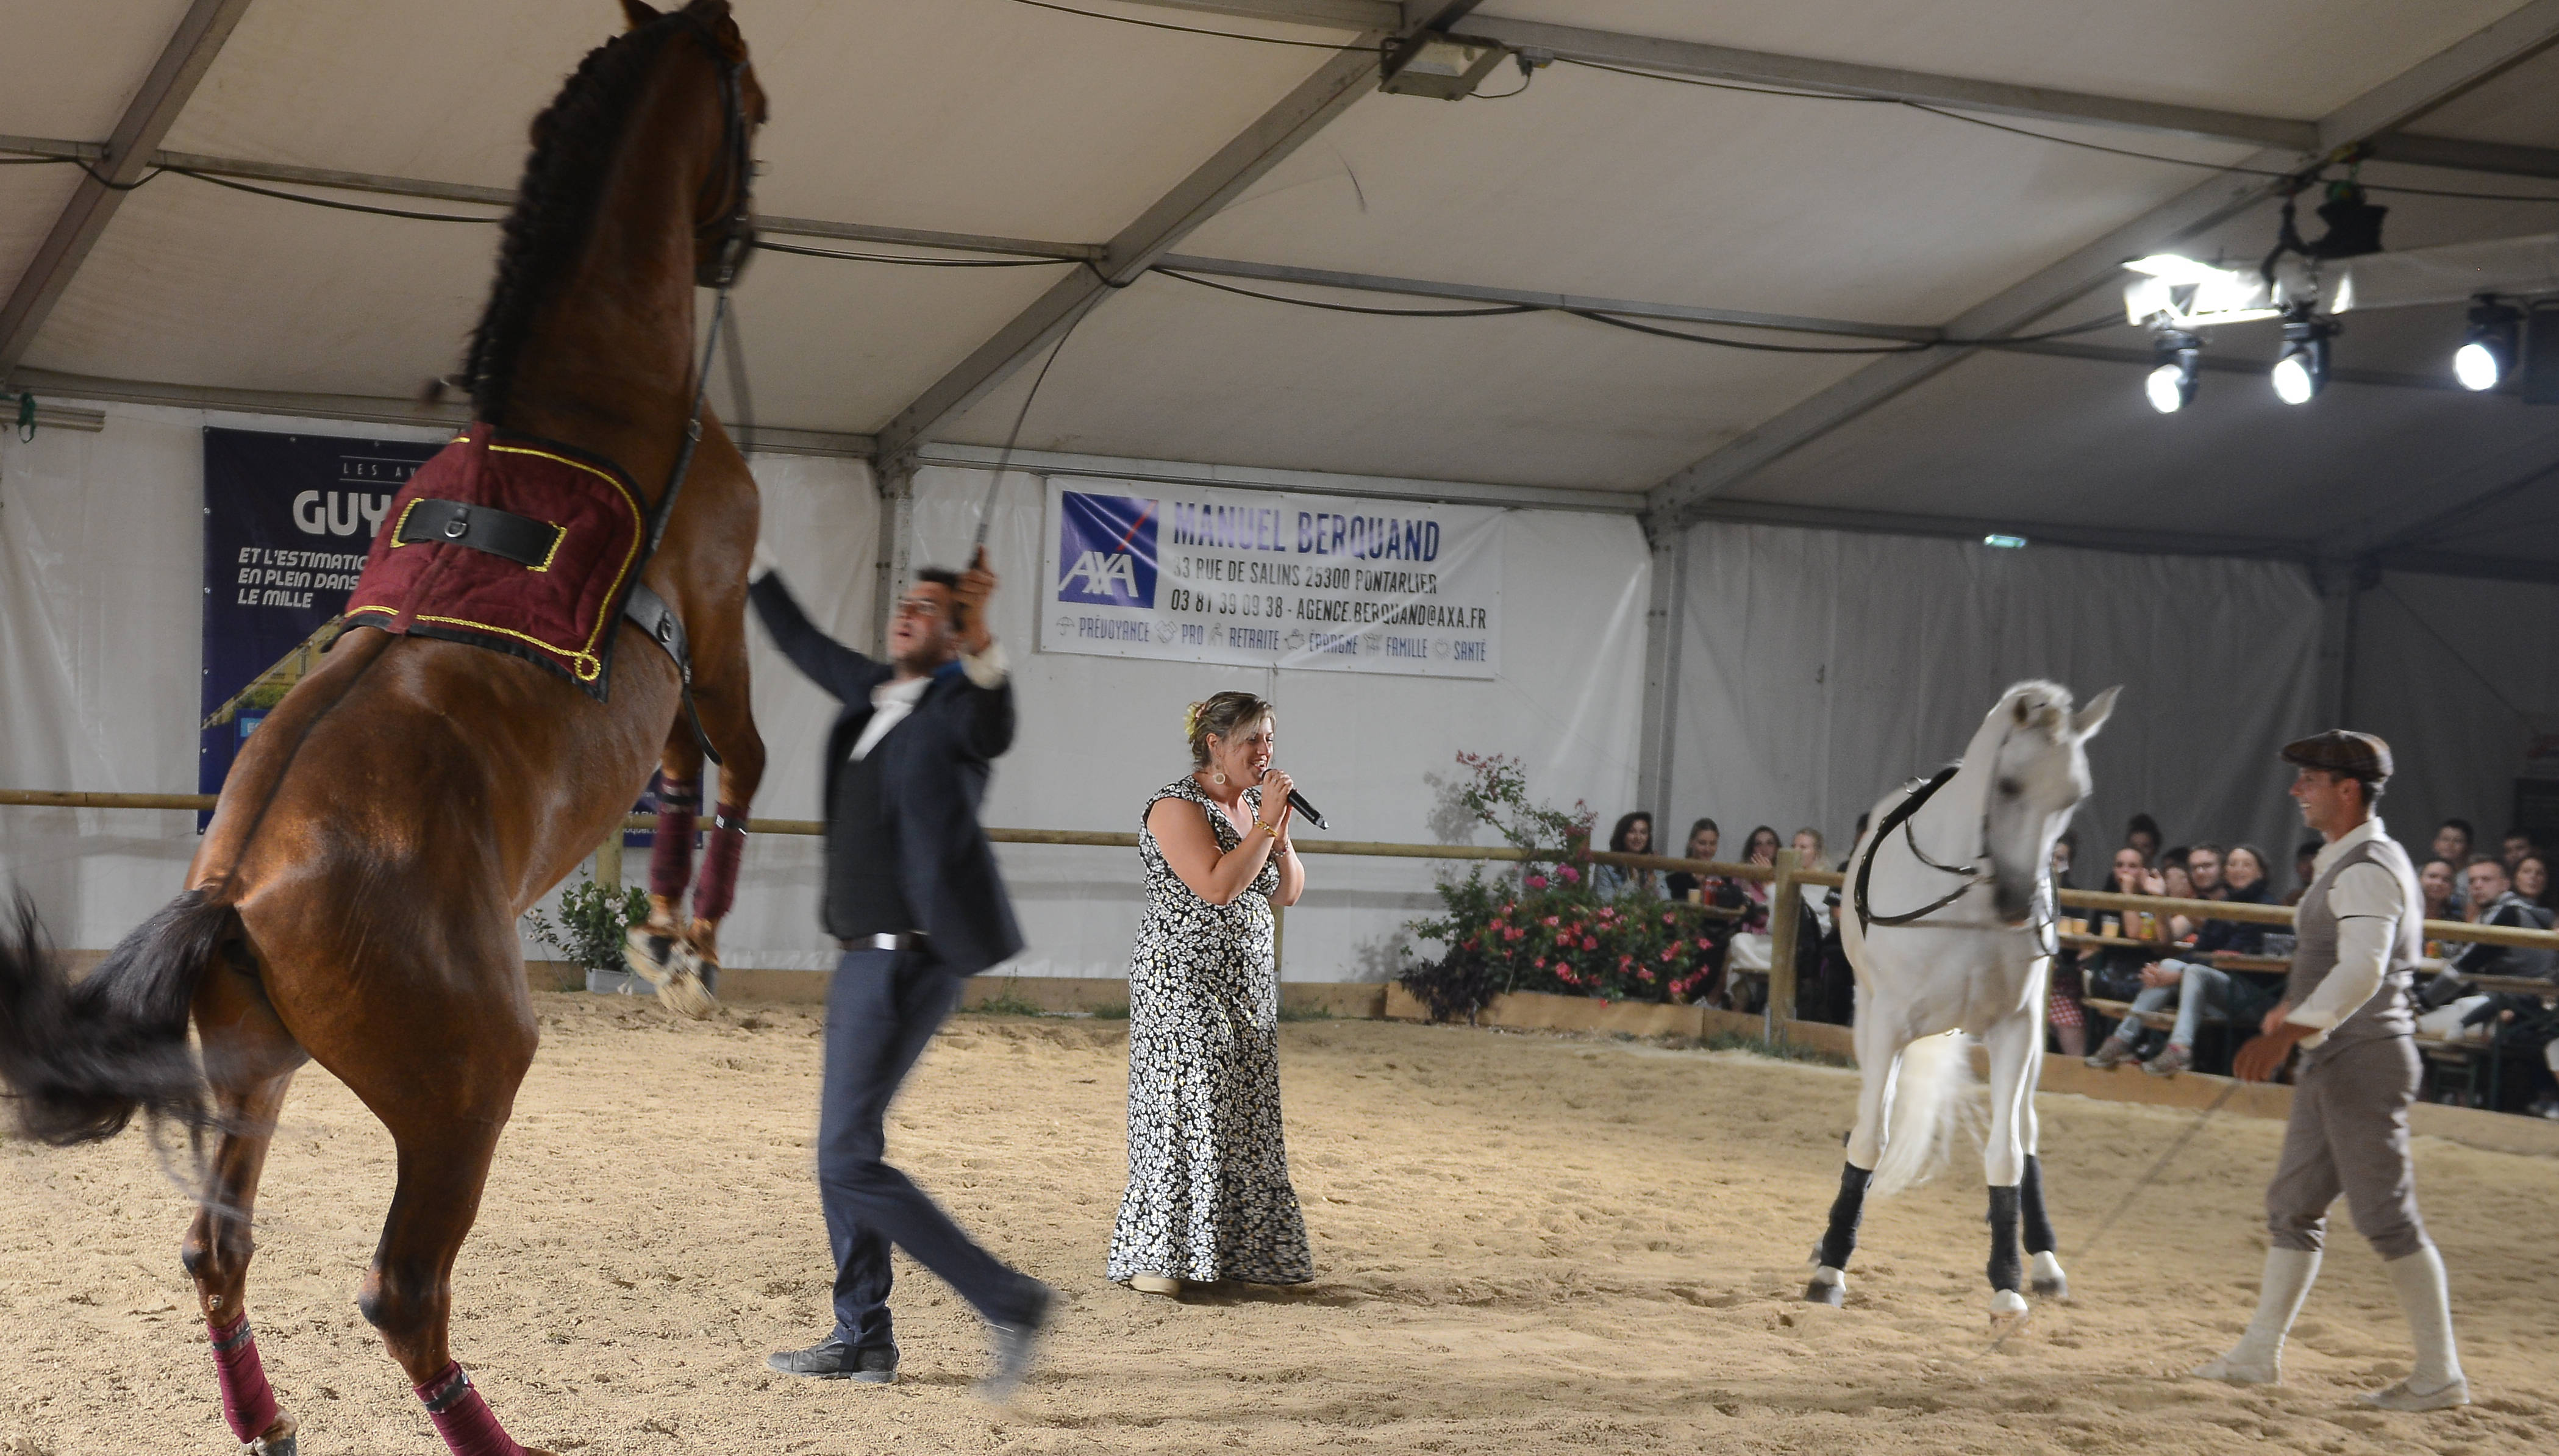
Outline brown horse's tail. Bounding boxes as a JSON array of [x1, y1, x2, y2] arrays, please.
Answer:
[[0, 888, 233, 1146]]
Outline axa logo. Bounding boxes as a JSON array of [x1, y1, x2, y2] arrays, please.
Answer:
[[1064, 549, 1138, 597], [1056, 491, 1158, 608]]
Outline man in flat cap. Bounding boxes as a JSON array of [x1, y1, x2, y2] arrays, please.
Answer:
[[2197, 730, 2468, 1409]]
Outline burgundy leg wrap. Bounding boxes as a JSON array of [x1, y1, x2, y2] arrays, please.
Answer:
[[415, 1362, 524, 1456], [691, 805, 748, 924], [648, 804, 698, 902], [207, 1315, 280, 1443]]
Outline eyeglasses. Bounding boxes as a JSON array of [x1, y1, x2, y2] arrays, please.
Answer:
[[893, 595, 946, 621]]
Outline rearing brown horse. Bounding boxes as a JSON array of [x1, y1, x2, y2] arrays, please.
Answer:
[[0, 4, 766, 1452]]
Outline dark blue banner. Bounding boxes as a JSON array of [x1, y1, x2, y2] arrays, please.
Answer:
[[199, 427, 441, 815]]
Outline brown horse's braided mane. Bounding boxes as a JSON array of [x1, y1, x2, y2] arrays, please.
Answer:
[[464, 12, 691, 426]]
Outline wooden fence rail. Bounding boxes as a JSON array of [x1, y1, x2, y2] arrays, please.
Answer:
[[11, 790, 2557, 1030]]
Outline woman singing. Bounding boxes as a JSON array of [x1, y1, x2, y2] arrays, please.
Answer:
[[1107, 691, 1312, 1298]]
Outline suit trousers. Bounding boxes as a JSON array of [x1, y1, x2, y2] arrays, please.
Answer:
[[819, 947, 1035, 1347], [2265, 1033, 2430, 1261]]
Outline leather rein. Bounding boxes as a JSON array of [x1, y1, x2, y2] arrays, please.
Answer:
[[1850, 716, 2025, 934]]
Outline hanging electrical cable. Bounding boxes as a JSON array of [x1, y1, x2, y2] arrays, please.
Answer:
[[1004, 0, 1371, 51]]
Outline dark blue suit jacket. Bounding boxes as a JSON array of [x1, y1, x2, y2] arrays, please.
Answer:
[[749, 573, 1024, 977]]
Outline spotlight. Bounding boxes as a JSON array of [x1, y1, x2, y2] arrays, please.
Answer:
[[2455, 296, 2521, 391], [2271, 310, 2335, 405], [2146, 329, 2201, 413]]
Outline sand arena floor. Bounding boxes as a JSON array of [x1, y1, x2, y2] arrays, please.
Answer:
[[3, 992, 2556, 1455]]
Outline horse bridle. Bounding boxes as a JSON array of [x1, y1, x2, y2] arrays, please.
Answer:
[[619, 16, 759, 763], [1852, 720, 2047, 936]]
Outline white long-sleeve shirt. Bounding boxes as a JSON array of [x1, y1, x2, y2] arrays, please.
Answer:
[[2285, 815, 2402, 1043]]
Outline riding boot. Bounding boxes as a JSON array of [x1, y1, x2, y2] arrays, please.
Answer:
[[2194, 1246, 2319, 1384], [2364, 1247, 2469, 1410]]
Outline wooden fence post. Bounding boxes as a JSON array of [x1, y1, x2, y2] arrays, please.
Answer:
[[594, 829, 623, 891], [1765, 848, 1802, 1039]]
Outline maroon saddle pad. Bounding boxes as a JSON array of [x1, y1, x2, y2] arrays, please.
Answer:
[[344, 424, 645, 698]]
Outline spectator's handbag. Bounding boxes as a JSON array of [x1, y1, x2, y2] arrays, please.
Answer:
[[2086, 960, 2146, 1003]]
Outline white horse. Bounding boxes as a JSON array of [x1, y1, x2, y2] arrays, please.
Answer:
[[1804, 679, 2119, 1323]]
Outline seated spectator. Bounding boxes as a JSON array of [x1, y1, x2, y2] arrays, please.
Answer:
[[2458, 987, 2559, 1118], [2185, 843, 2227, 901], [2190, 843, 2274, 957], [1791, 827, 1830, 934], [1731, 826, 1781, 933], [2085, 954, 2282, 1076], [2502, 827, 2538, 873], [2419, 857, 2459, 925], [1591, 812, 1660, 899], [2284, 837, 2322, 907], [2517, 852, 2551, 911], [2141, 855, 2199, 941], [2434, 818, 2475, 915], [2438, 856, 2557, 987], [1663, 818, 1719, 902], [2082, 848, 2160, 1013], [2047, 830, 2088, 1057], [2124, 813, 2161, 866]]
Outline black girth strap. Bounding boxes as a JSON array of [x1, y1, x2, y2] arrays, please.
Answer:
[[623, 582, 721, 765], [394, 498, 563, 568], [1852, 764, 1975, 934]]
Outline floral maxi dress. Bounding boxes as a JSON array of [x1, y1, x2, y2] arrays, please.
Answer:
[[1106, 778, 1315, 1285]]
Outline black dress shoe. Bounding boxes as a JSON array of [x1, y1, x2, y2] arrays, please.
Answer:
[[979, 1280, 1053, 1402], [766, 1338, 898, 1383]]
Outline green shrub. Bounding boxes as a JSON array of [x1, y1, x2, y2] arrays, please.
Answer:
[[1397, 753, 1723, 1021], [523, 871, 649, 972]]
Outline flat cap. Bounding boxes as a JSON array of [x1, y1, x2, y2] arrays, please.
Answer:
[[2280, 729, 2392, 783]]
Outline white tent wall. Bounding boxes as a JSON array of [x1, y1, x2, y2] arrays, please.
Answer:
[[1666, 523, 2329, 882], [899, 465, 1652, 982], [0, 400, 878, 963], [2346, 571, 2559, 862]]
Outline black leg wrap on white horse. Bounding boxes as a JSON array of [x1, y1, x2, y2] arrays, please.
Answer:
[[2019, 1154, 2058, 1255], [1986, 1185, 2024, 1293], [1818, 1162, 1873, 1270]]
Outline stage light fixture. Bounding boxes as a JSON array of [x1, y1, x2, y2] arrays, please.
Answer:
[[1982, 534, 2029, 549], [2146, 329, 2201, 413], [2455, 296, 2521, 391], [2271, 311, 2335, 405]]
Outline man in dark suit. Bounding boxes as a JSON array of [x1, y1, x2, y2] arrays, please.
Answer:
[[748, 544, 1050, 1395]]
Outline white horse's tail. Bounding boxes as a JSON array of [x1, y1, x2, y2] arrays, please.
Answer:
[[1870, 1030, 1980, 1197]]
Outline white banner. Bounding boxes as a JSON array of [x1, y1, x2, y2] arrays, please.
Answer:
[[1037, 477, 1503, 679]]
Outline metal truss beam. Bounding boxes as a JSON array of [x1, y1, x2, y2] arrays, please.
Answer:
[[1, 367, 875, 458], [868, 30, 1401, 463], [0, 0, 256, 374], [1133, 1, 2559, 176]]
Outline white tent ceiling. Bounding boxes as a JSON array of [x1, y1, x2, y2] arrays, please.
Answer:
[[9, 0, 2559, 574]]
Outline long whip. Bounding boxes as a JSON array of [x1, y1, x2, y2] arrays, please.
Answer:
[[1977, 1076, 2241, 1360]]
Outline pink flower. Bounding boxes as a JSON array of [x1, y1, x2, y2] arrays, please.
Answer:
[[1505, 927, 1524, 941], [1533, 958, 1546, 970], [1583, 937, 1599, 951], [1660, 947, 1676, 962], [1619, 954, 1635, 969], [1557, 866, 1580, 884], [1526, 875, 1548, 890], [1663, 912, 1676, 925], [1543, 915, 1560, 927], [1463, 938, 1478, 951], [1640, 969, 1656, 983], [1696, 938, 1712, 951]]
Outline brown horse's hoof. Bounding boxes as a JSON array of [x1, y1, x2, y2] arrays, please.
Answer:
[[245, 1413, 298, 1455]]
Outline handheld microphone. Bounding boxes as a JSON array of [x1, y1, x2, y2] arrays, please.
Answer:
[[1286, 789, 1327, 830]]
